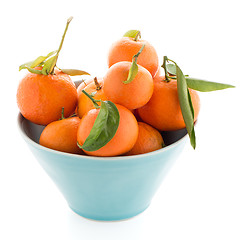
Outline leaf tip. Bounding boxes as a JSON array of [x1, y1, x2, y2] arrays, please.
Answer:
[[77, 141, 83, 149]]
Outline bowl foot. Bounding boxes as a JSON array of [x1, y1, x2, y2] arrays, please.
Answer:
[[69, 204, 150, 222]]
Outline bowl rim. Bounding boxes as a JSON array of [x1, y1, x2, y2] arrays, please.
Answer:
[[17, 112, 189, 162]]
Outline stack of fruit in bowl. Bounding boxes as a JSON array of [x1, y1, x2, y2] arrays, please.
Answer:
[[17, 17, 234, 156]]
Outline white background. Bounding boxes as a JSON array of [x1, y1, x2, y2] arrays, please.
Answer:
[[1, 0, 240, 239]]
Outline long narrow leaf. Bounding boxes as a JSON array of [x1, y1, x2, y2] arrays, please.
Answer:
[[186, 77, 235, 92], [165, 63, 235, 92], [24, 66, 43, 75], [61, 69, 90, 76], [176, 64, 196, 149], [187, 88, 195, 117]]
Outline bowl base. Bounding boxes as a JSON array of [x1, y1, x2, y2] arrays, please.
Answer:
[[69, 204, 150, 222]]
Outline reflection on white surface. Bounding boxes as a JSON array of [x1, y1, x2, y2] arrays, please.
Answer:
[[66, 207, 146, 240]]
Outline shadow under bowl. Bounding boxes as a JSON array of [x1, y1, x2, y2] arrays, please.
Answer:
[[17, 113, 188, 221]]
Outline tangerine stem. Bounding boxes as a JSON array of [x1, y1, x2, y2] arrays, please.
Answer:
[[161, 56, 171, 82], [60, 107, 65, 120], [134, 31, 141, 41], [83, 80, 88, 86], [82, 90, 100, 109], [94, 77, 102, 90], [60, 107, 77, 119], [133, 44, 145, 62], [49, 16, 73, 74]]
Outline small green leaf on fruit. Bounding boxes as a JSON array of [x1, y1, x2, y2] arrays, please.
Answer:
[[78, 101, 120, 151], [123, 61, 138, 84], [123, 44, 145, 84], [123, 30, 141, 39]]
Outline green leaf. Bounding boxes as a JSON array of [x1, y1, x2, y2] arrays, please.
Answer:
[[165, 63, 235, 92], [123, 30, 141, 39], [123, 44, 145, 84], [61, 69, 90, 76], [123, 61, 138, 84], [176, 64, 196, 149], [41, 56, 57, 75], [45, 50, 57, 58], [190, 127, 196, 149], [24, 66, 43, 75], [19, 59, 42, 71], [166, 63, 177, 75], [186, 78, 235, 92], [187, 88, 195, 117], [78, 101, 120, 151], [19, 50, 57, 71]]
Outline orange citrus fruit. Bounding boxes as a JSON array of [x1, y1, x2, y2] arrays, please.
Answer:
[[77, 77, 107, 118], [77, 104, 138, 157], [17, 69, 78, 125], [126, 122, 164, 155], [137, 74, 200, 131], [108, 36, 159, 77], [103, 61, 154, 109], [77, 78, 97, 98], [39, 116, 82, 154]]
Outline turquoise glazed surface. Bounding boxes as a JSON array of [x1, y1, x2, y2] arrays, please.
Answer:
[[18, 113, 188, 221]]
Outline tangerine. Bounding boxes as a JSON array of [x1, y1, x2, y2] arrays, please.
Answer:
[[137, 75, 200, 131], [77, 77, 107, 118], [103, 61, 154, 110], [17, 69, 78, 125], [77, 78, 97, 98], [126, 122, 164, 155], [39, 116, 82, 154], [108, 36, 159, 77], [77, 104, 138, 157]]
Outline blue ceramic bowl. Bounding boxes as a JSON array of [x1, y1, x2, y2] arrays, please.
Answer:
[[17, 113, 188, 221]]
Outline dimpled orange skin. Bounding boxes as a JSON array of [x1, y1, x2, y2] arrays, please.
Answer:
[[108, 37, 159, 77], [137, 75, 200, 131], [17, 70, 78, 125], [77, 78, 107, 118], [103, 61, 154, 110], [77, 104, 138, 157], [39, 117, 83, 154], [126, 122, 164, 155]]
